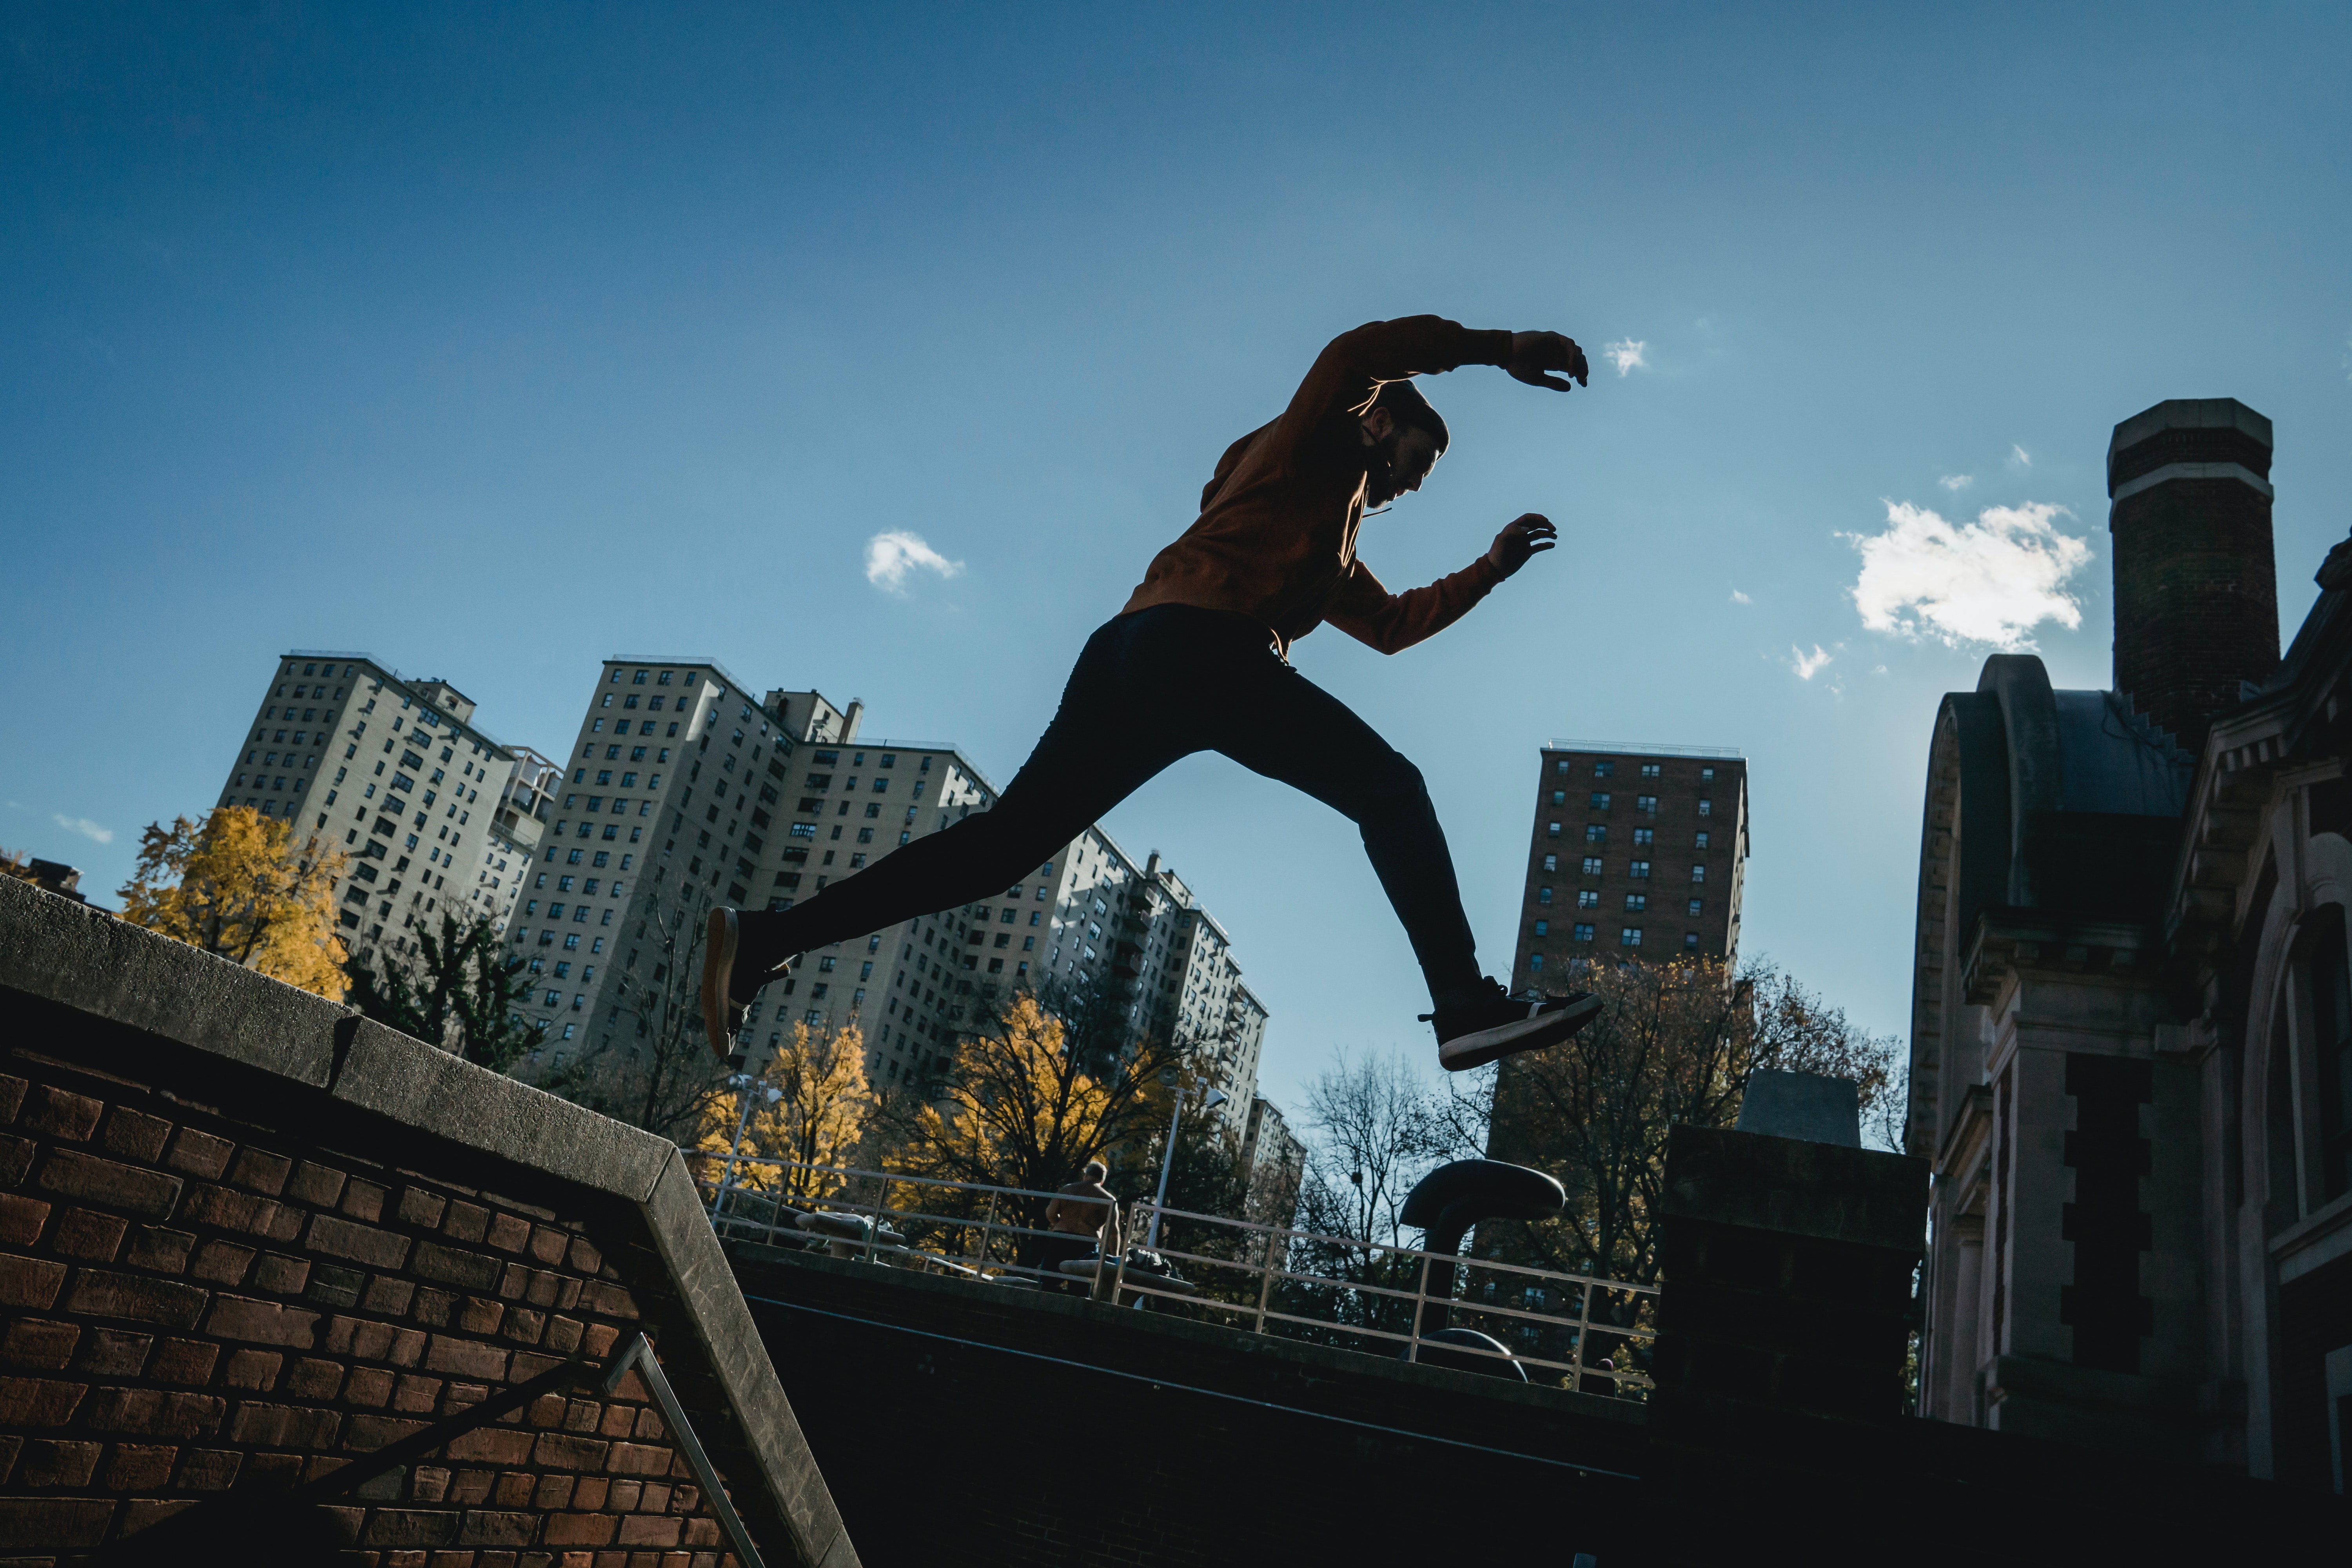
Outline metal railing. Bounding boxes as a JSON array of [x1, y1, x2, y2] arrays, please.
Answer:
[[696, 1158, 1656, 1395], [1111, 1198, 1655, 1393], [697, 1160, 1122, 1298]]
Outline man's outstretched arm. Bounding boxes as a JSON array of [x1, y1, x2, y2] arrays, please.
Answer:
[[1269, 319, 1589, 454], [1326, 515, 1559, 655]]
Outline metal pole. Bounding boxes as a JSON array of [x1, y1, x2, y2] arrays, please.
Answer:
[[1408, 1252, 1432, 1364], [716, 1073, 756, 1219], [1146, 1087, 1186, 1251], [1252, 1224, 1280, 1337]]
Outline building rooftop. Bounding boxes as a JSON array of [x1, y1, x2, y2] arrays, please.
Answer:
[[1547, 739, 1745, 760]]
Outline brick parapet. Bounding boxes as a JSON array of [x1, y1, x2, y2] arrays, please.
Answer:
[[0, 877, 855, 1568], [0, 1044, 731, 1565]]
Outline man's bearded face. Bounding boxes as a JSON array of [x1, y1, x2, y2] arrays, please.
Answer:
[[1364, 427, 1441, 508]]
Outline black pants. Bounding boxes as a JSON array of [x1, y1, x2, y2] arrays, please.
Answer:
[[741, 604, 1482, 1000]]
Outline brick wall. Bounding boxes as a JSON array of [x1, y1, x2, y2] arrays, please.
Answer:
[[0, 1044, 739, 1567], [2110, 478, 2279, 751]]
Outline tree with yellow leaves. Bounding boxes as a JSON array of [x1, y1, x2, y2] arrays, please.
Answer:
[[696, 1020, 873, 1205], [117, 807, 348, 999], [877, 982, 1188, 1262]]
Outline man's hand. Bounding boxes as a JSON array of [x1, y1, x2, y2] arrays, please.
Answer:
[[1487, 514, 1558, 578], [1507, 330, 1589, 391]]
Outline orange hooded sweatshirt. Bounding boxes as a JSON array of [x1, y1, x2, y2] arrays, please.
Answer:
[[1120, 314, 1515, 658]]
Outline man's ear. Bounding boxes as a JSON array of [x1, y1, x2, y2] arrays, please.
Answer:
[[1359, 405, 1395, 445]]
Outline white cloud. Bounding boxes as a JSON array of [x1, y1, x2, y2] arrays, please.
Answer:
[[1602, 339, 1648, 376], [53, 815, 113, 845], [1938, 474, 1973, 492], [1873, 664, 1889, 675], [1844, 499, 2091, 652], [864, 530, 965, 596], [1789, 644, 1834, 680], [2007, 443, 2032, 469], [1730, 588, 1752, 604]]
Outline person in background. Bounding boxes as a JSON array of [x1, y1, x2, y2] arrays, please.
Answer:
[[1038, 1158, 1122, 1295]]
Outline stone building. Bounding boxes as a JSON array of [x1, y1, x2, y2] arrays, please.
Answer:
[[1909, 397, 2352, 1488], [1512, 740, 1749, 988]]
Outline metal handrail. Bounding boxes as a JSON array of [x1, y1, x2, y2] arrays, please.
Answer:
[[696, 1161, 1120, 1296], [696, 1157, 1655, 1392], [1114, 1198, 1656, 1391]]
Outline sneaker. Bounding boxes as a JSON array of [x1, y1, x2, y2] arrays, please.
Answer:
[[700, 908, 746, 1065], [1427, 980, 1602, 1072]]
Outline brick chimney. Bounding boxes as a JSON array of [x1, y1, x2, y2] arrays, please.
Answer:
[[2107, 398, 2279, 752]]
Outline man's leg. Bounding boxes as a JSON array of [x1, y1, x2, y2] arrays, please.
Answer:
[[1201, 651, 1599, 1069], [1200, 649, 1484, 1005], [726, 614, 1195, 998]]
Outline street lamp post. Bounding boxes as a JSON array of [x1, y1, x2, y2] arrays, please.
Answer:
[[1147, 1080, 1228, 1251]]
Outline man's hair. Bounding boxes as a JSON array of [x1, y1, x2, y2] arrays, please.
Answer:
[[1371, 379, 1450, 453], [1083, 1159, 1107, 1180]]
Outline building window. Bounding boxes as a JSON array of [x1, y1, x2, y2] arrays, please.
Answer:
[[1701, 766, 1715, 783], [1620, 927, 1643, 947], [1533, 919, 1548, 937], [1624, 893, 1646, 911], [1572, 923, 1595, 943], [1636, 795, 1657, 814], [1695, 830, 1710, 849], [1581, 857, 1602, 875], [1690, 864, 1706, 883], [1592, 762, 1613, 778], [1541, 854, 1557, 872], [1577, 890, 1599, 909], [1628, 860, 1650, 879], [1546, 821, 1561, 838], [1536, 887, 1553, 905], [1688, 898, 1704, 916], [1550, 789, 1566, 807], [1698, 798, 1713, 816], [1641, 763, 1661, 779], [1683, 933, 1700, 951], [1529, 953, 1544, 973], [1584, 825, 1606, 843], [1589, 792, 1611, 811], [1554, 760, 1570, 775], [1633, 828, 1654, 846]]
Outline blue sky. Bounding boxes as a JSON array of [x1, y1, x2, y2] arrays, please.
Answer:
[[5, 4, 2349, 1118]]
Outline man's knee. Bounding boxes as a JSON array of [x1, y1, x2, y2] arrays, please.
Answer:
[[1354, 751, 1436, 824]]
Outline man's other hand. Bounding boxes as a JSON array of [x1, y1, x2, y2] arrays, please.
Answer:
[[1488, 514, 1558, 578], [1507, 331, 1589, 391]]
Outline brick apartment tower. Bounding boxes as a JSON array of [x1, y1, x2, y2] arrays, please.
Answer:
[[2108, 399, 2280, 751], [1510, 741, 1750, 989]]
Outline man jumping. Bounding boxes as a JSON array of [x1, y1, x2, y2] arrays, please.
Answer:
[[704, 314, 1602, 1072]]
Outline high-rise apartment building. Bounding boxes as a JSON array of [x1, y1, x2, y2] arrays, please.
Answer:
[[515, 656, 1269, 1127], [215, 653, 544, 971], [1238, 1095, 1307, 1226], [737, 728, 1269, 1131], [1510, 739, 1749, 988], [505, 656, 769, 1060], [482, 746, 562, 937]]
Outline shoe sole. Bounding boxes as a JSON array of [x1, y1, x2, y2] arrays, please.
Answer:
[[700, 908, 738, 1066], [1438, 993, 1603, 1073]]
